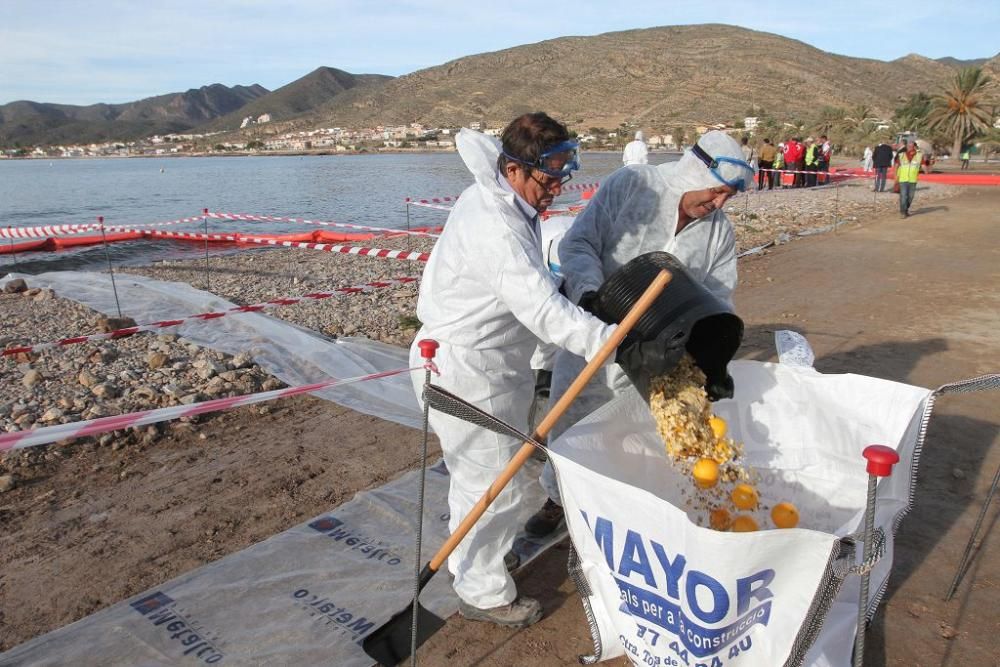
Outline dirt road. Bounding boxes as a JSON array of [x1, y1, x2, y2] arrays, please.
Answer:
[[1, 186, 997, 665]]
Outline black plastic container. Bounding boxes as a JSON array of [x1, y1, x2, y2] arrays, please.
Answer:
[[594, 251, 743, 394]]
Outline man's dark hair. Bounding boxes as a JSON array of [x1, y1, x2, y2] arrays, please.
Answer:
[[497, 112, 570, 172], [820, 135, 828, 141], [764, 138, 771, 144]]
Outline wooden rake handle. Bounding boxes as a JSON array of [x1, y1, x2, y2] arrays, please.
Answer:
[[429, 269, 672, 572]]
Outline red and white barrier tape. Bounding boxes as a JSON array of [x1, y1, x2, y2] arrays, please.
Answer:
[[106, 215, 206, 230], [405, 195, 461, 205], [234, 235, 431, 261], [0, 366, 419, 452], [141, 229, 238, 242], [560, 181, 600, 192], [407, 201, 454, 212], [2, 223, 102, 239], [757, 167, 860, 178], [2, 277, 420, 358], [208, 212, 440, 239], [1, 215, 205, 240]]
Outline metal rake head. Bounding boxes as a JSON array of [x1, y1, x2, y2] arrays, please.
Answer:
[[423, 383, 545, 450]]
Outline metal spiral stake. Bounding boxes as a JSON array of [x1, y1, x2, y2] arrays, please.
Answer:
[[854, 444, 900, 667], [98, 216, 124, 319], [411, 339, 439, 667], [946, 461, 1000, 600]]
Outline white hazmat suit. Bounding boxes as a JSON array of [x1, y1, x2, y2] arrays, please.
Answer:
[[539, 131, 751, 503], [411, 128, 617, 609], [622, 130, 650, 166]]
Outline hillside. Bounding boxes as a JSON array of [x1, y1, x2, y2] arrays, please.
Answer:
[[304, 25, 989, 131], [0, 84, 268, 146], [199, 67, 393, 132]]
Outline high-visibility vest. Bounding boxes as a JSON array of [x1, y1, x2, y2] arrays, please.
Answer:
[[961, 149, 970, 160], [897, 151, 922, 183], [804, 145, 817, 166]]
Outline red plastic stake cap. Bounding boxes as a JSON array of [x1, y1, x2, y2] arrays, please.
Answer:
[[863, 444, 900, 477], [418, 339, 439, 360]]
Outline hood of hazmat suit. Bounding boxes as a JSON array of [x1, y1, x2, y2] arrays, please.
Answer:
[[563, 130, 751, 307], [410, 128, 616, 609]]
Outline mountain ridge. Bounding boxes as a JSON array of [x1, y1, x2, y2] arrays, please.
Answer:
[[3, 25, 996, 146]]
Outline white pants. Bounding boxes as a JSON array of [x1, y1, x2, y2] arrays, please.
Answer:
[[539, 349, 635, 503], [410, 337, 534, 609]]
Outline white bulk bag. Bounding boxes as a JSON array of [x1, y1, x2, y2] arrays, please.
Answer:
[[548, 359, 933, 667]]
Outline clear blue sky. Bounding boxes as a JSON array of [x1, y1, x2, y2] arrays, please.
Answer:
[[2, 0, 997, 106]]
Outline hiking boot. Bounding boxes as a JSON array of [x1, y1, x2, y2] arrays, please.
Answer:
[[458, 596, 543, 628], [504, 549, 520, 572], [524, 498, 564, 538]]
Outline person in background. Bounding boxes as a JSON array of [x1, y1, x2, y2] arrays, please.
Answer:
[[894, 138, 922, 218], [524, 131, 753, 538], [622, 130, 649, 166], [411, 112, 629, 628], [741, 137, 756, 187], [872, 141, 894, 192], [773, 142, 785, 187], [960, 145, 971, 170], [803, 137, 818, 187], [862, 145, 874, 173], [785, 137, 804, 187], [817, 135, 832, 185], [758, 138, 777, 190]]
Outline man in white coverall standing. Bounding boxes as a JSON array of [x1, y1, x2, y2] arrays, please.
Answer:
[[526, 130, 755, 537], [410, 113, 668, 628], [622, 130, 649, 166]]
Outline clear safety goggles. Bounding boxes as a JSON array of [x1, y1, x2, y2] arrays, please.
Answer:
[[504, 140, 581, 185], [690, 143, 753, 192]]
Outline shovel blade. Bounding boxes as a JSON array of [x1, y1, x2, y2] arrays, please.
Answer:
[[362, 601, 446, 666]]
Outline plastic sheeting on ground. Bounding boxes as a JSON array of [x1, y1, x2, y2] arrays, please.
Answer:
[[0, 458, 563, 666], [549, 352, 934, 666], [4, 271, 424, 429]]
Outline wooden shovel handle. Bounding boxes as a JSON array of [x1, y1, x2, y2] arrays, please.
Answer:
[[429, 269, 672, 572]]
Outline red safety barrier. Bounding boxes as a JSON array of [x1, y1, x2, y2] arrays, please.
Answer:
[[838, 167, 1000, 186], [1, 226, 441, 256]]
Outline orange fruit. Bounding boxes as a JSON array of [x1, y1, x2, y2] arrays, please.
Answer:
[[771, 502, 800, 529], [731, 483, 759, 510], [692, 458, 720, 489], [709, 507, 732, 531], [731, 515, 759, 532], [709, 416, 727, 440]]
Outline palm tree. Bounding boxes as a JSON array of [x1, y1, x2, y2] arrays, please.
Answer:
[[927, 67, 996, 159]]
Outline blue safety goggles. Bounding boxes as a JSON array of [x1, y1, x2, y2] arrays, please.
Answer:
[[690, 143, 753, 192], [503, 140, 581, 184]]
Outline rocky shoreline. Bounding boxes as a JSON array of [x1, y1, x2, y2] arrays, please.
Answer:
[[0, 180, 961, 492]]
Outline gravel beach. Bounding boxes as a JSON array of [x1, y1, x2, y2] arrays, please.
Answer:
[[0, 182, 996, 667]]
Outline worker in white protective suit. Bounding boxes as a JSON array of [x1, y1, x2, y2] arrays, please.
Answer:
[[410, 113, 671, 628], [622, 130, 649, 166], [526, 130, 755, 537]]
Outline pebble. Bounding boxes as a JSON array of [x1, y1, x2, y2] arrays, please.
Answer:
[[22, 369, 43, 387], [0, 474, 15, 493]]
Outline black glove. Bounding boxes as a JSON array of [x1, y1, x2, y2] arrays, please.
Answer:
[[577, 291, 600, 316], [615, 330, 688, 400], [705, 372, 735, 401]]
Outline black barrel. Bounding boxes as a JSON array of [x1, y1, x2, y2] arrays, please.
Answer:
[[594, 251, 743, 394]]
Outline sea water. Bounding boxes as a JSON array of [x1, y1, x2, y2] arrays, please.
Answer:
[[0, 151, 677, 274]]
